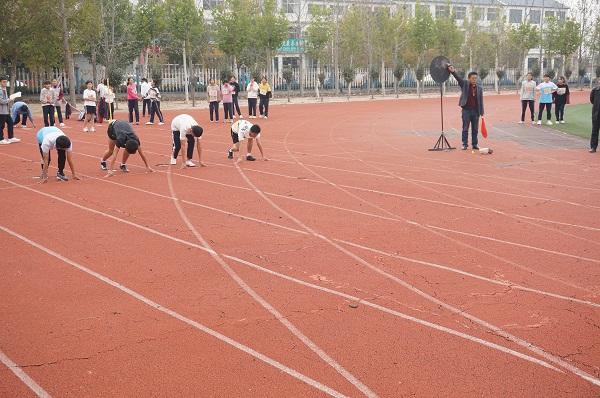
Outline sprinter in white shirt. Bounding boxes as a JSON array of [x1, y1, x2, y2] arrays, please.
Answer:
[[227, 119, 266, 162], [170, 114, 205, 168], [36, 126, 79, 182]]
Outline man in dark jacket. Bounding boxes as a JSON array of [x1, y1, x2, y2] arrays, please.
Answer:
[[230, 76, 243, 119], [590, 77, 600, 153], [448, 65, 484, 150]]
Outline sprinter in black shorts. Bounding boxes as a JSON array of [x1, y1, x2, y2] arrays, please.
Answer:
[[100, 120, 153, 175], [227, 120, 266, 162]]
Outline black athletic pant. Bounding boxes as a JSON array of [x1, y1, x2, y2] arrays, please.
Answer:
[[0, 114, 14, 140], [259, 95, 269, 117], [149, 101, 164, 123], [15, 113, 27, 127], [223, 103, 233, 120], [521, 100, 534, 122], [128, 99, 139, 123], [142, 98, 150, 117], [591, 120, 600, 150], [232, 94, 241, 116], [248, 98, 257, 116], [538, 103, 552, 121], [39, 144, 66, 175], [172, 131, 195, 160], [42, 105, 55, 127], [209, 101, 219, 121], [555, 101, 566, 121], [55, 106, 63, 123]]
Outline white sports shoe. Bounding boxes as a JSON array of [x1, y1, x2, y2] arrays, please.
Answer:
[[83, 128, 89, 132], [546, 121, 553, 125], [518, 121, 524, 124], [8, 138, 21, 143], [185, 160, 196, 167], [170, 158, 177, 165], [158, 122, 165, 125], [146, 122, 154, 125], [560, 120, 565, 124], [60, 123, 65, 127], [536, 121, 542, 125], [90, 127, 96, 132], [0, 139, 10, 145]]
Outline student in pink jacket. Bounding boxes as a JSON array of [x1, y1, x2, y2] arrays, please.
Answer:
[[127, 77, 140, 125], [221, 81, 234, 123]]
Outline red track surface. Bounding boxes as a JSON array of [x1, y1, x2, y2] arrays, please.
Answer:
[[1, 92, 599, 397]]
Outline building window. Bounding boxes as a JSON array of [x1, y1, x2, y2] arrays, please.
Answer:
[[435, 5, 449, 18], [282, 0, 296, 14], [202, 0, 221, 10], [557, 11, 566, 20], [545, 10, 555, 19], [487, 7, 498, 21], [509, 9, 522, 23], [401, 4, 413, 17], [473, 7, 485, 21], [529, 9, 541, 24], [454, 6, 466, 20]]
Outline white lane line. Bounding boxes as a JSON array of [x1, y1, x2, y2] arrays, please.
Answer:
[[165, 168, 379, 398], [0, 177, 566, 371], [0, 225, 348, 398], [0, 349, 52, 398]]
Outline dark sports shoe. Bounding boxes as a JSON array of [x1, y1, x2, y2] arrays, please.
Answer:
[[246, 155, 256, 161], [100, 160, 107, 170], [472, 146, 480, 150], [56, 172, 69, 182], [120, 164, 129, 173], [227, 150, 233, 159], [590, 148, 597, 153], [461, 145, 468, 150]]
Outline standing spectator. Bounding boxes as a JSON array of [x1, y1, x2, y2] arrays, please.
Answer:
[[145, 80, 164, 125], [448, 65, 484, 150], [40, 80, 57, 127], [247, 77, 259, 119], [230, 76, 243, 119], [258, 77, 272, 119], [222, 80, 234, 123], [83, 80, 97, 133], [553, 76, 570, 124], [0, 76, 19, 145], [536, 74, 557, 125], [519, 73, 536, 125], [97, 78, 109, 124], [11, 101, 33, 129], [590, 77, 600, 153], [127, 77, 140, 125], [207, 79, 221, 123], [106, 84, 116, 121], [51, 78, 65, 127], [140, 78, 151, 118]]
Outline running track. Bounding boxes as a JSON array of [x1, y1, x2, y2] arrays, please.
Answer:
[[1, 92, 599, 397]]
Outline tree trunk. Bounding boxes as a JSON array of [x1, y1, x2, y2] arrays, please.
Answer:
[[144, 48, 149, 79], [60, 0, 76, 105], [287, 82, 290, 102], [299, 53, 305, 97], [9, 63, 17, 96], [91, 47, 97, 86], [469, 47, 473, 72], [381, 58, 385, 97], [315, 61, 320, 98], [590, 51, 595, 89], [189, 51, 195, 107], [182, 40, 189, 104], [494, 52, 499, 94]]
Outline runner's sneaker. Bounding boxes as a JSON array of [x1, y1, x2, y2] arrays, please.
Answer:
[[83, 128, 89, 132], [8, 138, 21, 143], [56, 172, 69, 181], [589, 148, 597, 153], [531, 121, 536, 125], [560, 120, 565, 124], [60, 123, 65, 127], [518, 121, 524, 124], [227, 150, 233, 159], [120, 164, 129, 173], [472, 146, 479, 150], [0, 139, 10, 145], [246, 155, 256, 161], [170, 158, 177, 165], [185, 160, 196, 167], [158, 122, 165, 125], [100, 160, 108, 170], [146, 122, 154, 125], [461, 145, 468, 150], [536, 120, 542, 125], [90, 127, 96, 132], [239, 115, 244, 119]]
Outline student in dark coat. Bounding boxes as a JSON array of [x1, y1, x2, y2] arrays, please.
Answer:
[[590, 77, 600, 153]]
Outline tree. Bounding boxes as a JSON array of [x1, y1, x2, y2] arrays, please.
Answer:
[[254, 0, 288, 84], [342, 66, 354, 99], [305, 4, 333, 98], [489, 7, 508, 93], [339, 6, 365, 69], [132, 0, 166, 79], [393, 62, 404, 98], [73, 0, 104, 85], [408, 3, 435, 96], [212, 0, 255, 73], [544, 17, 582, 76], [373, 7, 396, 97], [164, 0, 204, 104], [434, 10, 463, 60], [508, 23, 540, 75]]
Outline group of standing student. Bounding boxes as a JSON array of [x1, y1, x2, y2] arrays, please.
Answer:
[[519, 73, 570, 125], [207, 76, 272, 122]]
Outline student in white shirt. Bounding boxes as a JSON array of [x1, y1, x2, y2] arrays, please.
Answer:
[[227, 119, 266, 162], [36, 126, 79, 182], [246, 78, 259, 118], [519, 73, 536, 124], [170, 114, 205, 167], [83, 80, 97, 132], [140, 78, 151, 118], [96, 78, 109, 123], [106, 85, 115, 120]]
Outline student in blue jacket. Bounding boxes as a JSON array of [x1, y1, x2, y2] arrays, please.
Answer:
[[11, 101, 33, 128]]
